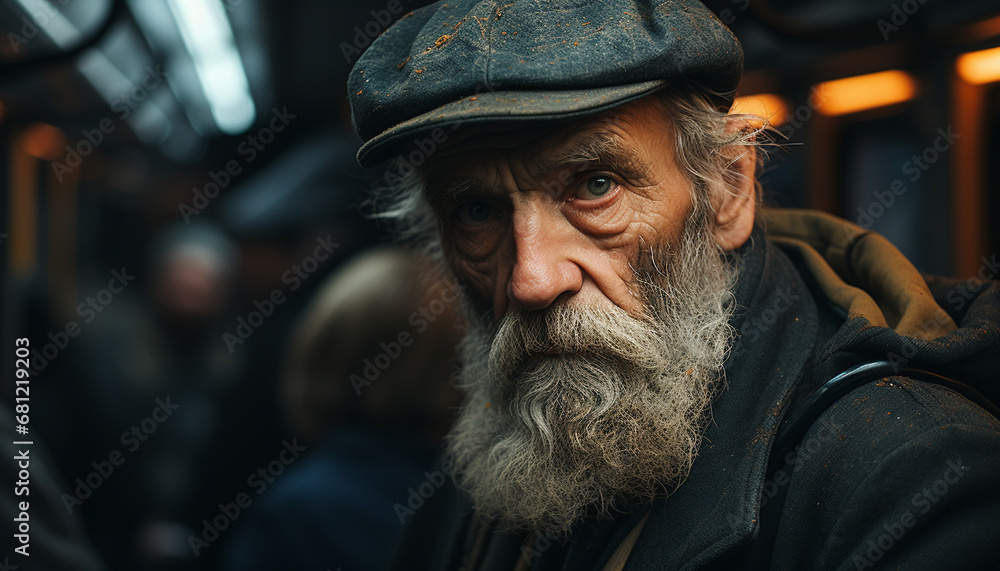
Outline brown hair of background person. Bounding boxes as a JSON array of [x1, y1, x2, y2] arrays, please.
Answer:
[[221, 246, 465, 571], [283, 246, 464, 442]]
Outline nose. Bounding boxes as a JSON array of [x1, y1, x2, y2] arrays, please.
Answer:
[[506, 203, 583, 312]]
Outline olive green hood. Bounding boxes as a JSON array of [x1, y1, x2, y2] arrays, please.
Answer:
[[763, 208, 998, 392]]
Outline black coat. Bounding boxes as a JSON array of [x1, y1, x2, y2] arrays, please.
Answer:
[[389, 210, 1000, 570]]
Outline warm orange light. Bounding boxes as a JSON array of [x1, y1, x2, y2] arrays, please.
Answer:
[[961, 15, 1000, 43], [957, 46, 1000, 85], [19, 123, 66, 162], [815, 70, 916, 116], [731, 93, 788, 127]]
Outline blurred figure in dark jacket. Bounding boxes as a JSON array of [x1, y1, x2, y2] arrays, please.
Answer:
[[222, 246, 463, 571], [52, 221, 243, 571]]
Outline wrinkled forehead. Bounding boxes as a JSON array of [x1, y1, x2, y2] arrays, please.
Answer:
[[423, 96, 673, 192]]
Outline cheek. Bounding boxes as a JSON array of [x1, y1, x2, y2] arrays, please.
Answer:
[[633, 181, 694, 246], [446, 219, 505, 261], [556, 194, 661, 313], [562, 185, 632, 238], [581, 187, 693, 302], [576, 188, 689, 262], [442, 226, 508, 306]]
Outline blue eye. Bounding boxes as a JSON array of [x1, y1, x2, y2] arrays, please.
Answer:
[[456, 201, 493, 225], [575, 176, 616, 200]]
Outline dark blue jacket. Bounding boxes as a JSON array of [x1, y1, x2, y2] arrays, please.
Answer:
[[222, 425, 439, 571]]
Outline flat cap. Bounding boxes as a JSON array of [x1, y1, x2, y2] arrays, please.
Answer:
[[348, 0, 743, 166]]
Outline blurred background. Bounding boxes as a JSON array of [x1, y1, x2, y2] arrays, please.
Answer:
[[0, 0, 998, 569]]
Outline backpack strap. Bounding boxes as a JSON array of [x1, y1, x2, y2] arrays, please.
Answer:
[[748, 360, 1000, 568]]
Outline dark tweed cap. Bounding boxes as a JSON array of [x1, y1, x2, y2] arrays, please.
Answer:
[[348, 0, 743, 166]]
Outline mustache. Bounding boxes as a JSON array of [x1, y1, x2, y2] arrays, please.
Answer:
[[486, 300, 666, 390]]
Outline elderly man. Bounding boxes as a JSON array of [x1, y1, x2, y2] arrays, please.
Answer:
[[347, 1, 1000, 569]]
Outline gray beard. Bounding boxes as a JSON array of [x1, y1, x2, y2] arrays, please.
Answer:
[[444, 211, 737, 536]]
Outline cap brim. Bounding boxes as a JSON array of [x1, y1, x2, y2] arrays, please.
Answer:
[[357, 80, 670, 167]]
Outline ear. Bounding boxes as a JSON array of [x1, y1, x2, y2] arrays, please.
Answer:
[[710, 117, 757, 251]]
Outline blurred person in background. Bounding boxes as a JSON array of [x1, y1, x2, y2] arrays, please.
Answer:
[[59, 221, 243, 570], [221, 246, 463, 571]]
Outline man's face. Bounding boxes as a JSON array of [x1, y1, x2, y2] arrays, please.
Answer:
[[419, 94, 741, 535], [424, 96, 696, 319]]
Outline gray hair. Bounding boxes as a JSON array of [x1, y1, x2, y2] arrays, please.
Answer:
[[363, 81, 771, 255], [652, 81, 771, 218]]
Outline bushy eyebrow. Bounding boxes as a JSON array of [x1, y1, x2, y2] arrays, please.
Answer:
[[540, 131, 649, 181], [424, 129, 653, 204], [425, 174, 476, 206]]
